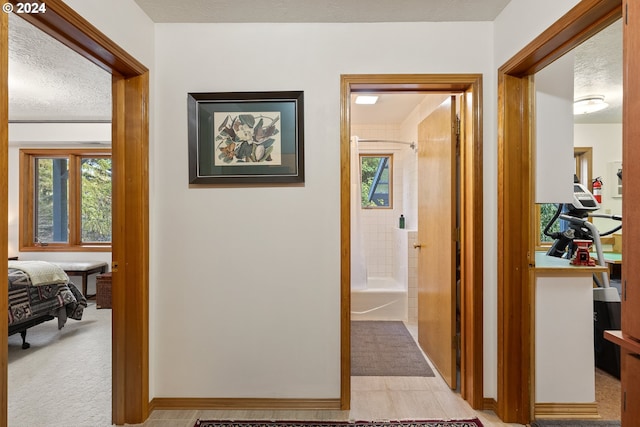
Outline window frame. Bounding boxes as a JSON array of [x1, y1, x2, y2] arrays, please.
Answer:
[[535, 147, 593, 249], [19, 148, 112, 252], [359, 153, 394, 209]]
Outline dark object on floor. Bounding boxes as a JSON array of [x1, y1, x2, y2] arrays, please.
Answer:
[[96, 272, 112, 309], [195, 420, 484, 427], [351, 321, 434, 377], [593, 296, 621, 378], [531, 421, 620, 427]]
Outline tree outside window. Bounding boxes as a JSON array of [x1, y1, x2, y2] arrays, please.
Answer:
[[20, 149, 112, 251], [360, 154, 393, 208]]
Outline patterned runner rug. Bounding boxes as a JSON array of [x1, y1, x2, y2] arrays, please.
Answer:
[[195, 420, 483, 427], [351, 321, 435, 377]]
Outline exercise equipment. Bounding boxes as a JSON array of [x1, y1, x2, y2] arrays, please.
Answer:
[[543, 177, 622, 378]]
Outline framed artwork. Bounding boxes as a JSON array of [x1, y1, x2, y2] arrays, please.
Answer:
[[188, 91, 304, 184]]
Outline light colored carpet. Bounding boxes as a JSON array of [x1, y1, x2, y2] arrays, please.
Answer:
[[8, 302, 112, 427], [595, 368, 620, 420]]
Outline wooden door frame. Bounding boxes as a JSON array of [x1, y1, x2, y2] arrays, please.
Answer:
[[0, 1, 149, 425], [497, 0, 621, 423], [340, 74, 484, 410]]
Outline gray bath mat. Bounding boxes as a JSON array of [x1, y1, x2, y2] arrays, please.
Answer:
[[351, 320, 435, 377]]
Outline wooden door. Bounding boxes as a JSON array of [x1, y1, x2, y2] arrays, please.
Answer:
[[622, 351, 640, 424], [417, 96, 457, 389]]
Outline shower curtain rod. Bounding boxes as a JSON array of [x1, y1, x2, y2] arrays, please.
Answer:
[[357, 139, 416, 150]]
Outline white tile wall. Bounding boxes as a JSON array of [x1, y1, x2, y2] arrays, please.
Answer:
[[353, 125, 406, 278], [352, 125, 418, 322]]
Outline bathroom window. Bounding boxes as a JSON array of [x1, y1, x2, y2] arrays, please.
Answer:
[[360, 154, 393, 208]]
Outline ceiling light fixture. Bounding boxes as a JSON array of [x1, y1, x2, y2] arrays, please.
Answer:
[[573, 95, 608, 115], [355, 95, 379, 105]]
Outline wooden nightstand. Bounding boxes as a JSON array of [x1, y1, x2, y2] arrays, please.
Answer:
[[96, 272, 112, 309]]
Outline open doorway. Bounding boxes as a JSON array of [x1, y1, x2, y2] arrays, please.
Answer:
[[6, 10, 113, 425], [496, 1, 623, 423], [1, 3, 150, 425], [348, 92, 449, 381], [339, 74, 484, 411]]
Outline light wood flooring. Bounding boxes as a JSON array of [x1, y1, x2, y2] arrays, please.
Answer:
[[135, 323, 517, 427]]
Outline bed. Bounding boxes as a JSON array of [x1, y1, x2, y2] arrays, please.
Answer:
[[8, 261, 87, 349]]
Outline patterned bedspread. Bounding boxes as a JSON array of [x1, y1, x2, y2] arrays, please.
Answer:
[[8, 267, 87, 330]]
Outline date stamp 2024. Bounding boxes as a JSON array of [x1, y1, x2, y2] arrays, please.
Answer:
[[3, 2, 47, 14]]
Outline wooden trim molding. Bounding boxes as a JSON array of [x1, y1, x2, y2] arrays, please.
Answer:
[[340, 74, 484, 410], [534, 402, 600, 419], [112, 71, 150, 424], [499, 0, 621, 76], [497, 0, 622, 424], [483, 398, 497, 413], [1, 1, 150, 426], [497, 72, 533, 424], [149, 398, 342, 411], [7, 0, 146, 77], [1, 11, 9, 426], [339, 75, 351, 411], [460, 82, 484, 409]]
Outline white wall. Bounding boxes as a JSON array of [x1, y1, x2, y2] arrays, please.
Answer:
[[535, 274, 595, 403], [535, 51, 575, 203], [154, 21, 493, 398], [55, 0, 587, 404], [574, 123, 623, 231], [490, 0, 581, 399], [494, 0, 581, 67], [63, 0, 154, 69], [9, 122, 111, 144]]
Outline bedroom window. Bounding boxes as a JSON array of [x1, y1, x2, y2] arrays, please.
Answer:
[[20, 148, 112, 251], [360, 154, 393, 208]]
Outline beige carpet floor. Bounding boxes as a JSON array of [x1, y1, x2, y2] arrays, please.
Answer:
[[595, 368, 620, 420], [8, 302, 112, 427]]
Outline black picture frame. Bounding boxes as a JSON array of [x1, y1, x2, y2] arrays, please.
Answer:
[[188, 91, 304, 184]]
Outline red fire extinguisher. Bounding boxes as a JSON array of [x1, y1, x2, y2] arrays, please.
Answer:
[[592, 177, 603, 203]]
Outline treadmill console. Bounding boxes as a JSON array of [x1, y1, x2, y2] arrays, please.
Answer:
[[572, 183, 599, 211]]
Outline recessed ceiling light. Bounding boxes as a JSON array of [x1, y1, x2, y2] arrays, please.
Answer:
[[574, 95, 608, 115], [355, 95, 379, 105]]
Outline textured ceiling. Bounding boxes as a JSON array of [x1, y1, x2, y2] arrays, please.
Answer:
[[573, 19, 622, 124], [8, 13, 111, 122], [7, 2, 622, 125], [132, 0, 512, 23]]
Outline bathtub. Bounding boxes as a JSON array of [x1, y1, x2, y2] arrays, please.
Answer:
[[351, 277, 408, 321]]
